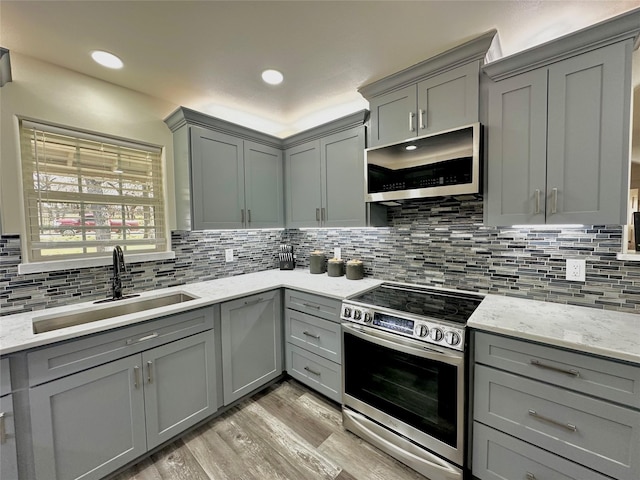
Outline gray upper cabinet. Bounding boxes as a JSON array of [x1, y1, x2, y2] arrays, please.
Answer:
[[165, 107, 284, 230], [285, 111, 384, 228], [220, 290, 283, 405], [484, 11, 640, 226], [359, 30, 499, 148]]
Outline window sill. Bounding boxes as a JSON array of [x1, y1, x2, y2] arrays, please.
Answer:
[[616, 252, 640, 262], [18, 251, 176, 275]]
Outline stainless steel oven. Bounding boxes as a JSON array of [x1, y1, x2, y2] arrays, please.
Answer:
[[340, 283, 483, 480]]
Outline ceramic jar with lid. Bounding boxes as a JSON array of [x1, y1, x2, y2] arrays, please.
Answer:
[[346, 259, 364, 280], [327, 258, 344, 277], [309, 250, 326, 274]]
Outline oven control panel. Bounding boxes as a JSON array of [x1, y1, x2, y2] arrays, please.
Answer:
[[341, 303, 465, 351]]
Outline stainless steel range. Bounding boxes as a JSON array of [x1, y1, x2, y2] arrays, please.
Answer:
[[340, 282, 483, 480]]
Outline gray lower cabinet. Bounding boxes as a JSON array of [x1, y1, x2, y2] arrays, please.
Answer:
[[1, 361, 18, 480], [220, 290, 283, 405], [473, 332, 640, 480], [284, 289, 343, 402], [29, 328, 217, 480], [485, 38, 633, 226]]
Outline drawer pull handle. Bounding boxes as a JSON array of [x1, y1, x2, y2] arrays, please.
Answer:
[[530, 359, 579, 377], [0, 412, 6, 444], [133, 366, 141, 389], [525, 473, 536, 480], [302, 303, 321, 310], [304, 366, 321, 376], [126, 332, 159, 345], [147, 361, 153, 384], [303, 331, 320, 339], [528, 409, 577, 432], [244, 298, 263, 306]]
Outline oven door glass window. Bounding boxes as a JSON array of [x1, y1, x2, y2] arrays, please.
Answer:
[[344, 331, 458, 448]]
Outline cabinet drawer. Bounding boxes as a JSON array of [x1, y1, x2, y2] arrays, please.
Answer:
[[0, 357, 10, 396], [284, 289, 341, 322], [472, 422, 611, 480], [286, 343, 341, 403], [28, 306, 215, 386], [474, 364, 640, 480], [475, 332, 640, 408], [285, 309, 341, 363]]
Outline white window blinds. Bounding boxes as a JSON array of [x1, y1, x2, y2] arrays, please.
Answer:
[[20, 120, 167, 262]]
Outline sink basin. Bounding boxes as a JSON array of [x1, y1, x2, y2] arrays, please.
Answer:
[[32, 292, 198, 334]]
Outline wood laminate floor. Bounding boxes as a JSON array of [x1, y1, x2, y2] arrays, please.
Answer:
[[111, 379, 428, 480]]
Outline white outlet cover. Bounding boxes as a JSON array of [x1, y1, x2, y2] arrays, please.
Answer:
[[334, 247, 341, 259], [225, 248, 234, 262], [566, 258, 586, 282]]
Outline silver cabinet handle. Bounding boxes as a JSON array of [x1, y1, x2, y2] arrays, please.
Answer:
[[127, 332, 159, 345], [534, 189, 541, 215], [302, 303, 321, 310], [241, 209, 245, 224], [247, 209, 251, 223], [528, 409, 577, 432], [316, 208, 320, 222], [526, 473, 536, 480], [409, 112, 415, 132], [303, 331, 320, 339], [133, 366, 140, 389], [321, 208, 326, 222], [530, 359, 579, 377], [244, 297, 263, 306], [0, 412, 6, 444], [418, 109, 425, 129], [551, 187, 558, 214], [304, 366, 321, 376], [147, 361, 153, 384]]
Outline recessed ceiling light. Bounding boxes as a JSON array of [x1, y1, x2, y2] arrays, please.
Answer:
[[261, 69, 284, 85], [91, 50, 123, 69], [405, 145, 417, 151]]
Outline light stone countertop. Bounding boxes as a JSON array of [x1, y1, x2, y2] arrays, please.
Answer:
[[468, 294, 640, 365], [0, 269, 382, 356]]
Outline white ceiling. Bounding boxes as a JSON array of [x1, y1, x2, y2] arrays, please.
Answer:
[[1, 0, 639, 137]]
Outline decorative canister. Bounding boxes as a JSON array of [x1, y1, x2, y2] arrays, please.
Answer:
[[327, 258, 344, 277], [346, 259, 364, 280], [309, 250, 326, 274]]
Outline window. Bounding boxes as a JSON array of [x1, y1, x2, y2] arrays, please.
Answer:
[[20, 119, 167, 262]]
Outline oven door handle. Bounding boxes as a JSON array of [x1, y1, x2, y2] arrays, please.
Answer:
[[342, 323, 463, 367]]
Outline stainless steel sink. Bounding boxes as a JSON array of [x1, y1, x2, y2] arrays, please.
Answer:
[[32, 292, 198, 334]]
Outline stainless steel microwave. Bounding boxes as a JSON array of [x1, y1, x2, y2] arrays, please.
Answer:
[[365, 123, 481, 202]]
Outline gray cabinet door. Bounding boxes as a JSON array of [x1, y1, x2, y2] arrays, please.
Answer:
[[285, 140, 322, 228], [321, 126, 367, 227], [190, 126, 245, 229], [143, 331, 217, 450], [30, 355, 146, 480], [546, 41, 629, 225], [417, 61, 479, 135], [485, 68, 548, 226], [244, 140, 284, 228], [1, 394, 18, 480], [220, 290, 283, 405], [368, 85, 417, 147]]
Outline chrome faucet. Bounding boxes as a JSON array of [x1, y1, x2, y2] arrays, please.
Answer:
[[112, 245, 126, 300]]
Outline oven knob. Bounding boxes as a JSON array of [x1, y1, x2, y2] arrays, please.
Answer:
[[353, 309, 362, 321], [444, 331, 461, 346], [363, 312, 372, 323], [343, 307, 352, 318], [416, 324, 429, 337], [430, 328, 443, 342]]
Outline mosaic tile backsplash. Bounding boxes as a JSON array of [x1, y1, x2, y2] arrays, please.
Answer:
[[2, 195, 639, 316]]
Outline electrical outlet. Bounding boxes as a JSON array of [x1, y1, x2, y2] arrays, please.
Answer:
[[225, 248, 234, 262], [334, 247, 341, 259], [566, 258, 586, 282]]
